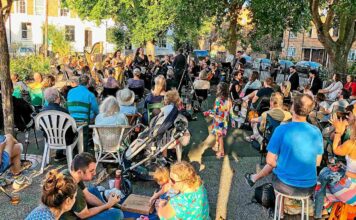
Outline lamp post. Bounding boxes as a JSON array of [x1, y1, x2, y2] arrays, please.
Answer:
[[44, 0, 48, 57]]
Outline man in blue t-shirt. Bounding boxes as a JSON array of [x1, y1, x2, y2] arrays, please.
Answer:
[[245, 94, 323, 196]]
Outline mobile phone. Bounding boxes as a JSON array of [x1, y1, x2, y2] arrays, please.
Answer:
[[0, 135, 6, 144]]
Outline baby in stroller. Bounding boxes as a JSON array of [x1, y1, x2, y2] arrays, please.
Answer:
[[124, 90, 191, 175]]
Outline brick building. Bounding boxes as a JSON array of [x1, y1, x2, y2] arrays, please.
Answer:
[[281, 25, 356, 66]]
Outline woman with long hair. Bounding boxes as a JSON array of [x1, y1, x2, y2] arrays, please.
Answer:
[[319, 73, 343, 101], [25, 170, 77, 220], [112, 50, 125, 85], [133, 47, 149, 69], [157, 161, 210, 220], [314, 104, 356, 218]]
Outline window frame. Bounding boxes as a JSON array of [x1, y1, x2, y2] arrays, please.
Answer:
[[34, 0, 45, 15], [17, 0, 27, 14], [21, 22, 32, 40], [287, 47, 296, 57], [65, 25, 75, 42]]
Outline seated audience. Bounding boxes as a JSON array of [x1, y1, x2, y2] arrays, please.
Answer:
[[193, 70, 210, 90], [95, 96, 128, 126], [230, 71, 243, 101], [240, 71, 262, 97], [116, 88, 138, 115], [244, 92, 292, 146], [25, 170, 77, 220], [149, 167, 177, 205], [143, 75, 167, 123], [314, 103, 356, 218], [157, 161, 210, 220], [60, 152, 123, 220], [280, 81, 292, 104], [60, 76, 79, 100], [67, 75, 99, 122], [345, 74, 356, 98], [319, 73, 343, 101], [0, 133, 31, 189], [11, 73, 29, 100], [128, 68, 145, 89], [243, 77, 274, 107], [42, 88, 77, 161], [103, 68, 119, 89], [166, 67, 178, 91], [303, 84, 314, 99], [28, 72, 44, 107], [244, 94, 323, 219], [323, 88, 350, 115]]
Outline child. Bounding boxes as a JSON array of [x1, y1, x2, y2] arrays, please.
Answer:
[[204, 82, 231, 158], [149, 167, 176, 205]]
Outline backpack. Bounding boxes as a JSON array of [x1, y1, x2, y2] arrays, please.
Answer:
[[252, 183, 275, 209]]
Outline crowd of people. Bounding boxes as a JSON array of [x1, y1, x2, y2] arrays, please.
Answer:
[[1, 46, 356, 219]]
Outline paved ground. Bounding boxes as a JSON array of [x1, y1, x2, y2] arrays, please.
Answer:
[[0, 73, 313, 220]]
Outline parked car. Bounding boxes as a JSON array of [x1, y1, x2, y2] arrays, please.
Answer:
[[242, 55, 253, 69], [295, 61, 322, 74], [279, 59, 294, 74], [192, 50, 209, 62], [16, 47, 35, 56], [253, 58, 271, 71]]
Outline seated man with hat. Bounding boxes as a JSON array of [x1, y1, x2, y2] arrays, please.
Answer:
[[117, 88, 138, 115]]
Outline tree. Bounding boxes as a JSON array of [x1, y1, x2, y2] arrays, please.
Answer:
[[106, 26, 126, 50], [309, 0, 356, 74], [251, 0, 356, 74], [0, 0, 14, 134], [45, 25, 72, 57]]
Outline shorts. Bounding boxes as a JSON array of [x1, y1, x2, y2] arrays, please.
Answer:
[[0, 151, 10, 173]]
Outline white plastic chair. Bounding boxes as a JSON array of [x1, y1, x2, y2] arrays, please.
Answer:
[[89, 125, 132, 165], [35, 110, 85, 173], [274, 190, 311, 220]]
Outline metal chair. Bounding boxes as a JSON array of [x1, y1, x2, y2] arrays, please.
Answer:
[[89, 125, 132, 165], [35, 110, 85, 173], [274, 190, 310, 220]]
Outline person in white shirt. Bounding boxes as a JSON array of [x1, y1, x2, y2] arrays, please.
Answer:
[[193, 70, 210, 90], [319, 73, 343, 101]]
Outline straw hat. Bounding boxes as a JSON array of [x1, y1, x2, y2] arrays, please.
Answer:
[[116, 88, 135, 106]]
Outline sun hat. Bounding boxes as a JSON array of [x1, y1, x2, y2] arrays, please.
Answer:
[[116, 88, 135, 106]]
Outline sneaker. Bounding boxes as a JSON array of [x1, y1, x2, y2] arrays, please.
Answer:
[[244, 173, 255, 187], [12, 175, 32, 190]]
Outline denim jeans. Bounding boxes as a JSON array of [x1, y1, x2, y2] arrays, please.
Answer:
[[314, 166, 345, 218], [87, 186, 124, 220]]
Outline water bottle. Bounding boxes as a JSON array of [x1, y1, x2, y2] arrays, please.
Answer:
[[114, 170, 122, 190]]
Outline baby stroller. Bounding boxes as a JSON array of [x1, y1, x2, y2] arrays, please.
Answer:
[[122, 104, 190, 180]]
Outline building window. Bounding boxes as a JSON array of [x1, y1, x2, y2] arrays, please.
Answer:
[[84, 30, 92, 47], [287, 47, 296, 57], [65, 25, 75, 42], [35, 0, 45, 15], [21, 22, 32, 39], [157, 37, 167, 48], [17, 0, 26, 14], [307, 29, 312, 38], [289, 32, 297, 39], [348, 49, 356, 61], [60, 8, 69, 16]]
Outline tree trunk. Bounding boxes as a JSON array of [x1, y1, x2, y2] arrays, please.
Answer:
[[327, 46, 349, 74], [227, 9, 239, 54], [0, 11, 14, 135]]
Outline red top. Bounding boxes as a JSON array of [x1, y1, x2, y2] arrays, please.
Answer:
[[344, 82, 356, 96]]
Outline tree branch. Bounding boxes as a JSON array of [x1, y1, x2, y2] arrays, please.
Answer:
[[309, 0, 335, 49], [2, 0, 13, 22], [323, 0, 336, 31]]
